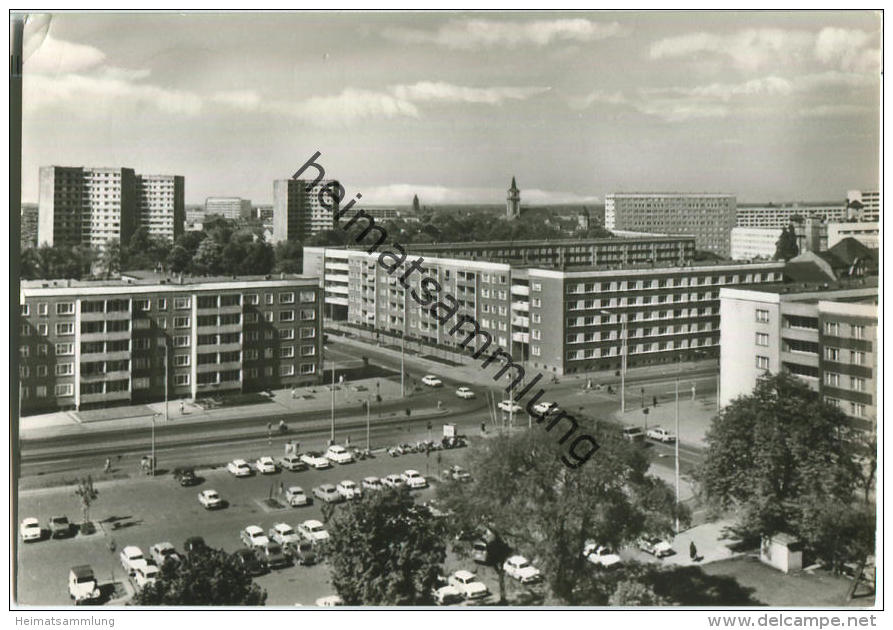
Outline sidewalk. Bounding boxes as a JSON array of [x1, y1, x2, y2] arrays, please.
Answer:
[[663, 519, 744, 567], [613, 397, 718, 448]]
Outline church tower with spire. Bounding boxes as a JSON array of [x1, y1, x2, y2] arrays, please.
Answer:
[[506, 176, 521, 219]]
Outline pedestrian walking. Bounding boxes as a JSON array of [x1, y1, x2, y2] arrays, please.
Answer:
[[689, 541, 698, 562], [291, 387, 297, 399], [481, 421, 486, 434], [104, 458, 111, 473], [179, 401, 185, 414], [279, 481, 284, 494]]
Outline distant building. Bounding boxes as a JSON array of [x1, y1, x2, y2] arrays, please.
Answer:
[[730, 227, 784, 260], [205, 197, 253, 220], [140, 175, 184, 242], [605, 193, 737, 257], [21, 204, 38, 249], [506, 177, 521, 219], [412, 194, 421, 214], [846, 190, 879, 221], [272, 179, 340, 243], [363, 207, 399, 220], [577, 210, 590, 232], [185, 208, 206, 224], [719, 279, 878, 435], [736, 204, 847, 229], [827, 222, 879, 249]]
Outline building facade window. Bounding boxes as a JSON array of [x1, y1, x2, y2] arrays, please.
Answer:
[[755, 309, 769, 323], [825, 372, 840, 387], [174, 316, 190, 328], [756, 355, 769, 370], [174, 297, 191, 309], [825, 347, 840, 361], [56, 302, 75, 315], [755, 333, 769, 347], [55, 383, 74, 397]]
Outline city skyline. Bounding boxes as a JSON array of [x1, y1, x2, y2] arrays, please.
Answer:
[[22, 12, 880, 205]]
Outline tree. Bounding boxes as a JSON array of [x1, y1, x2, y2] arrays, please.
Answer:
[[774, 225, 799, 260], [608, 579, 670, 606], [124, 227, 171, 271], [274, 240, 303, 274], [74, 476, 99, 529], [190, 237, 224, 275], [435, 423, 680, 604], [98, 239, 123, 278], [326, 488, 446, 605], [21, 244, 97, 280], [699, 373, 866, 570], [131, 547, 266, 605]]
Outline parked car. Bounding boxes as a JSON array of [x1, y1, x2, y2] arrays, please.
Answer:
[[503, 555, 543, 583], [497, 400, 522, 414], [255, 456, 278, 474], [233, 548, 266, 576], [449, 570, 490, 601], [583, 541, 622, 568], [288, 540, 318, 566], [257, 542, 290, 569], [315, 595, 344, 607], [421, 374, 443, 387], [325, 445, 354, 465], [532, 401, 559, 415], [471, 540, 489, 564], [278, 455, 307, 472], [269, 523, 301, 547], [361, 476, 383, 491], [442, 465, 471, 482], [198, 489, 223, 509], [149, 542, 181, 567], [638, 536, 673, 558], [20, 517, 42, 542], [432, 581, 464, 605], [183, 536, 206, 556], [402, 469, 427, 489], [382, 474, 405, 489], [621, 426, 645, 443], [173, 467, 198, 486], [68, 565, 100, 604], [284, 486, 310, 507], [119, 546, 146, 575], [300, 451, 332, 470], [49, 515, 72, 539], [455, 386, 475, 399], [227, 459, 252, 477], [336, 480, 362, 500], [298, 519, 330, 544], [313, 484, 343, 504], [240, 525, 270, 548], [132, 562, 160, 589], [646, 427, 676, 443]]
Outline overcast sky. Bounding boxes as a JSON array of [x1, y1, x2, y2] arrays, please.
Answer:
[[21, 11, 881, 205]]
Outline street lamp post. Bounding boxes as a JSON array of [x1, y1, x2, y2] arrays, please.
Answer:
[[327, 349, 335, 444], [151, 413, 158, 477], [601, 310, 626, 414], [365, 397, 371, 451], [401, 332, 406, 398]]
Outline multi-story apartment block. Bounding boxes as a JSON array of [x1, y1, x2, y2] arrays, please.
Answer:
[[140, 175, 185, 241], [38, 166, 184, 248], [205, 197, 253, 220], [21, 203, 38, 249], [605, 193, 737, 257], [719, 280, 878, 433], [846, 190, 880, 222], [736, 203, 847, 229], [18, 275, 322, 414], [827, 222, 879, 249], [306, 245, 785, 375], [272, 179, 340, 243]]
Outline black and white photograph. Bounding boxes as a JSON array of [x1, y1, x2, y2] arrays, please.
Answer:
[[8, 6, 883, 622]]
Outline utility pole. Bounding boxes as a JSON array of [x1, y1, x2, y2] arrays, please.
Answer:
[[674, 368, 680, 534], [330, 356, 335, 443], [621, 313, 627, 414], [365, 397, 370, 451], [163, 341, 169, 423], [151, 413, 158, 477], [401, 332, 405, 398]]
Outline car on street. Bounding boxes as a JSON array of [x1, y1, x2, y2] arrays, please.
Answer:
[[361, 476, 382, 491], [300, 451, 333, 470], [120, 546, 146, 575], [455, 386, 475, 399], [449, 570, 490, 601], [621, 426, 645, 443], [255, 456, 278, 474], [132, 562, 160, 589], [313, 484, 344, 503], [49, 515, 72, 539], [442, 465, 472, 482], [402, 469, 428, 489], [298, 520, 330, 544], [198, 489, 223, 509], [240, 525, 270, 548], [325, 445, 354, 465], [497, 400, 522, 414], [336, 480, 362, 500], [227, 459, 252, 477], [269, 523, 301, 547], [315, 595, 344, 607], [233, 548, 266, 576], [183, 536, 206, 556], [637, 536, 674, 558], [149, 542, 182, 567], [257, 542, 290, 569], [68, 565, 100, 604], [278, 455, 307, 472], [288, 540, 318, 566], [284, 486, 310, 507], [20, 518, 41, 542], [583, 541, 622, 568], [173, 467, 198, 486], [432, 581, 464, 606], [646, 427, 676, 443], [532, 401, 559, 415], [503, 555, 543, 583], [421, 374, 443, 387], [382, 474, 405, 489]]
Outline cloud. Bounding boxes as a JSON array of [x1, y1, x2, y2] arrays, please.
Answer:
[[360, 184, 599, 205], [25, 34, 106, 74], [650, 27, 879, 74], [391, 82, 549, 105], [287, 88, 421, 126], [211, 89, 262, 110], [383, 18, 623, 50]]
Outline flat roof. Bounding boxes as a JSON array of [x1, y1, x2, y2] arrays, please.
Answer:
[[721, 276, 878, 299], [21, 273, 320, 297]]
